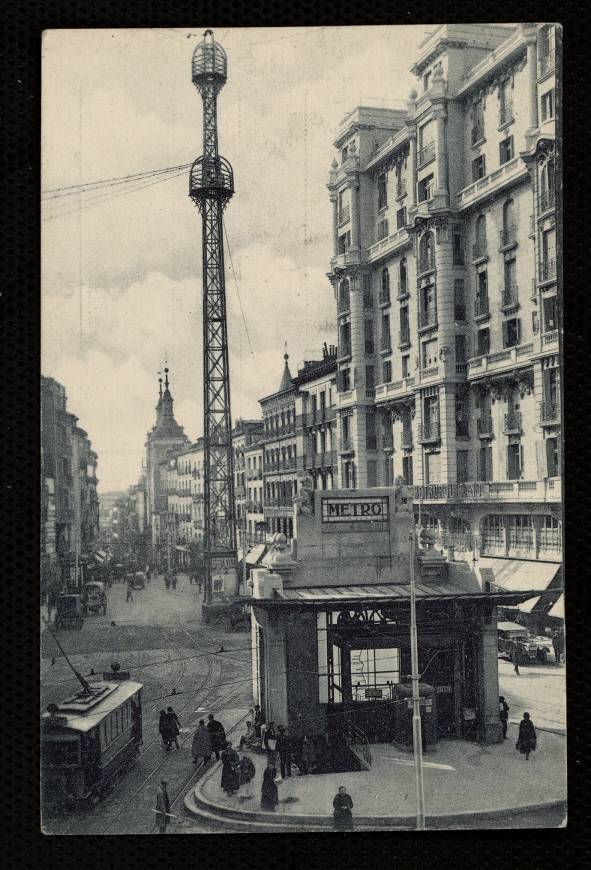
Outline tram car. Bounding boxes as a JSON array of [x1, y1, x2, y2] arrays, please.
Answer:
[[41, 666, 143, 809]]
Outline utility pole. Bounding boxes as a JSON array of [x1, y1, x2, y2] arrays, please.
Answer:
[[409, 532, 426, 830], [190, 30, 238, 615], [242, 508, 248, 594]]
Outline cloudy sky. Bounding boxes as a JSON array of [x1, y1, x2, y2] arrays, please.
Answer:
[[42, 26, 427, 492]]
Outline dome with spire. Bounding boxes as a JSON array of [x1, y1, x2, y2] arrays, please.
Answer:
[[150, 367, 187, 439], [278, 352, 293, 393]]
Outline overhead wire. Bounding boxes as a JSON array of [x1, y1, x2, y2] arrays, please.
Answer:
[[41, 162, 193, 200], [222, 215, 255, 357]]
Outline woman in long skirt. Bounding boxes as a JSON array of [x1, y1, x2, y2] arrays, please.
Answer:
[[333, 785, 354, 831], [516, 712, 537, 760], [220, 741, 240, 795], [260, 763, 279, 811]]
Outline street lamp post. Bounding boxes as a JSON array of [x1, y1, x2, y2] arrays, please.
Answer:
[[409, 531, 426, 830]]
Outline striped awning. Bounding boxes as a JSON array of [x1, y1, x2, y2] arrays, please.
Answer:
[[548, 594, 564, 619], [477, 558, 560, 593]]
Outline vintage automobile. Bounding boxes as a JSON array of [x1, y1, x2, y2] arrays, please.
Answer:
[[55, 594, 84, 631], [497, 621, 549, 664], [84, 581, 107, 615], [130, 571, 146, 590]]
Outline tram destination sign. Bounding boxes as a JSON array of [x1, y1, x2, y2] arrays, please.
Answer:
[[321, 496, 389, 524]]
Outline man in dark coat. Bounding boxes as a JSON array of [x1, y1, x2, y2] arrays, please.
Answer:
[[253, 704, 265, 738], [166, 706, 181, 751], [207, 713, 226, 761], [276, 725, 291, 778], [499, 696, 510, 739], [154, 780, 171, 833]]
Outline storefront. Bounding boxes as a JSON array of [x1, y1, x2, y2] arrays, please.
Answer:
[[250, 485, 539, 747]]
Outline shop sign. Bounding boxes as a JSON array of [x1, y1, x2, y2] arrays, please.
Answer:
[[436, 685, 452, 693], [364, 688, 383, 698], [321, 496, 389, 524]]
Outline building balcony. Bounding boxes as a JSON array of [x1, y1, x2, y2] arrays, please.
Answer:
[[471, 124, 485, 145], [247, 469, 263, 480], [539, 258, 556, 283], [414, 478, 561, 504], [538, 50, 555, 79], [397, 283, 409, 300], [457, 155, 528, 211], [338, 343, 352, 360], [539, 190, 555, 214], [398, 329, 411, 348], [503, 411, 522, 434], [379, 289, 390, 306], [235, 486, 246, 497], [306, 407, 336, 427], [499, 225, 518, 249], [396, 180, 407, 199], [500, 285, 519, 311], [307, 450, 337, 469], [467, 343, 534, 381], [382, 435, 394, 452], [417, 141, 436, 167], [374, 376, 415, 404], [366, 227, 410, 264], [418, 310, 437, 331], [417, 255, 435, 275], [477, 416, 494, 437], [401, 430, 413, 450], [337, 296, 350, 315], [337, 205, 351, 226], [472, 241, 488, 262], [542, 329, 559, 348], [539, 402, 560, 425], [330, 250, 362, 271], [418, 422, 440, 443], [380, 337, 392, 353]]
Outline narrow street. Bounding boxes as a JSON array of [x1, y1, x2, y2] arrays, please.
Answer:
[[41, 575, 252, 835]]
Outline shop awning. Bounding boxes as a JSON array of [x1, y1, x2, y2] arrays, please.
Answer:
[[477, 558, 561, 594], [497, 621, 528, 632], [246, 544, 267, 567], [548, 594, 564, 618], [253, 582, 540, 609], [516, 595, 541, 613]]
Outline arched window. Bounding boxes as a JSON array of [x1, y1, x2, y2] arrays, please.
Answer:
[[399, 258, 407, 293], [419, 232, 434, 272], [539, 157, 555, 211]]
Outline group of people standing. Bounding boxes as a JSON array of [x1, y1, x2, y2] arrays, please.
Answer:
[[158, 707, 181, 752]]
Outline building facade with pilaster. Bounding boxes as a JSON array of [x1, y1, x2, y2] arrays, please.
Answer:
[[232, 419, 265, 550], [294, 345, 339, 491], [327, 23, 561, 624]]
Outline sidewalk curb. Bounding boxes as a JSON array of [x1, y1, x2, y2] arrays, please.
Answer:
[[508, 720, 566, 737], [185, 753, 567, 831]]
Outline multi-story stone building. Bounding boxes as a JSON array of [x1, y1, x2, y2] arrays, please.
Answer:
[[327, 23, 561, 620], [144, 368, 190, 561], [232, 419, 265, 550], [41, 375, 100, 590], [159, 439, 205, 570], [260, 354, 298, 539], [294, 345, 338, 490], [245, 440, 265, 544]]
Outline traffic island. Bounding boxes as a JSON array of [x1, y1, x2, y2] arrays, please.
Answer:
[[184, 723, 567, 831]]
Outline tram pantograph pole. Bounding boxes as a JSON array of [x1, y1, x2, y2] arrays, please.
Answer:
[[409, 531, 426, 830]]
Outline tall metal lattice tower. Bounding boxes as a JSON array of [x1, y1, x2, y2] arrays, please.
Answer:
[[190, 30, 237, 607]]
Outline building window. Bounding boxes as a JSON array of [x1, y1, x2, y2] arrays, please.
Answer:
[[380, 267, 390, 304], [474, 214, 487, 259], [338, 188, 350, 225], [539, 158, 556, 212], [481, 515, 504, 550], [399, 258, 407, 294], [472, 154, 486, 181], [499, 136, 514, 165], [502, 318, 521, 348], [424, 451, 441, 485], [539, 514, 561, 551], [546, 436, 561, 478], [382, 359, 392, 384], [366, 365, 375, 390], [454, 279, 466, 321], [378, 173, 388, 210], [541, 89, 555, 121], [477, 327, 490, 356], [402, 354, 410, 379], [338, 231, 351, 254], [418, 174, 434, 203], [367, 459, 377, 486], [478, 443, 493, 481], [338, 279, 350, 313], [506, 443, 524, 480], [402, 455, 413, 485], [377, 218, 389, 242], [471, 98, 485, 143], [422, 338, 438, 370], [339, 322, 351, 357], [452, 225, 464, 265], [456, 450, 469, 483], [499, 79, 513, 125], [396, 206, 406, 229], [423, 71, 431, 91], [508, 515, 534, 551], [455, 334, 467, 364], [419, 283, 437, 328], [475, 269, 489, 317], [418, 232, 435, 273], [399, 306, 410, 346], [340, 368, 351, 392], [541, 227, 556, 280], [381, 312, 391, 352], [341, 145, 349, 163], [365, 320, 374, 355]]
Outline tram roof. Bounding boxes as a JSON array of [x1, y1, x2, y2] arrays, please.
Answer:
[[251, 583, 540, 609], [41, 680, 143, 733]]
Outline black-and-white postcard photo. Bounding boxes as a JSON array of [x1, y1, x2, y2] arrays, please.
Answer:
[[40, 24, 564, 834]]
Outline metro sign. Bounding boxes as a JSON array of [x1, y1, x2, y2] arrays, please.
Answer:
[[321, 496, 389, 524]]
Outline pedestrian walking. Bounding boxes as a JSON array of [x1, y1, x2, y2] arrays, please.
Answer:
[[516, 712, 537, 761], [263, 721, 277, 753], [332, 785, 354, 831], [552, 630, 564, 664], [171, 572, 177, 590], [164, 573, 170, 591], [126, 578, 133, 602], [220, 741, 240, 795], [512, 646, 520, 675], [207, 713, 227, 761], [197, 575, 203, 595], [154, 780, 171, 834], [192, 719, 212, 765], [499, 696, 510, 739], [146, 566, 151, 583], [276, 725, 291, 778], [260, 762, 279, 811], [238, 752, 256, 799], [253, 704, 265, 738], [166, 706, 181, 751], [158, 710, 169, 749]]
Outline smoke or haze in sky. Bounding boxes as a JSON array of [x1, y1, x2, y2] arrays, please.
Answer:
[[42, 26, 425, 491]]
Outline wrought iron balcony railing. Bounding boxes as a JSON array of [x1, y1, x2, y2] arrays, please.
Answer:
[[477, 416, 493, 436], [499, 225, 517, 247], [417, 141, 435, 167], [539, 402, 560, 423], [471, 124, 484, 144], [338, 205, 351, 226], [418, 422, 440, 443], [474, 296, 489, 317], [539, 190, 555, 213], [499, 103, 513, 125], [472, 240, 487, 260], [538, 50, 555, 78], [503, 411, 522, 433], [501, 285, 519, 309], [539, 258, 556, 282]]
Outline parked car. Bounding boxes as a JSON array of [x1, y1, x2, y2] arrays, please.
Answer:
[[498, 621, 549, 664]]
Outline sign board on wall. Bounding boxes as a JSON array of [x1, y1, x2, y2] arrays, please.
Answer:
[[321, 496, 389, 525]]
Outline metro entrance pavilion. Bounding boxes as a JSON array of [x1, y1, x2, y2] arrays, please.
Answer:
[[249, 483, 537, 747]]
